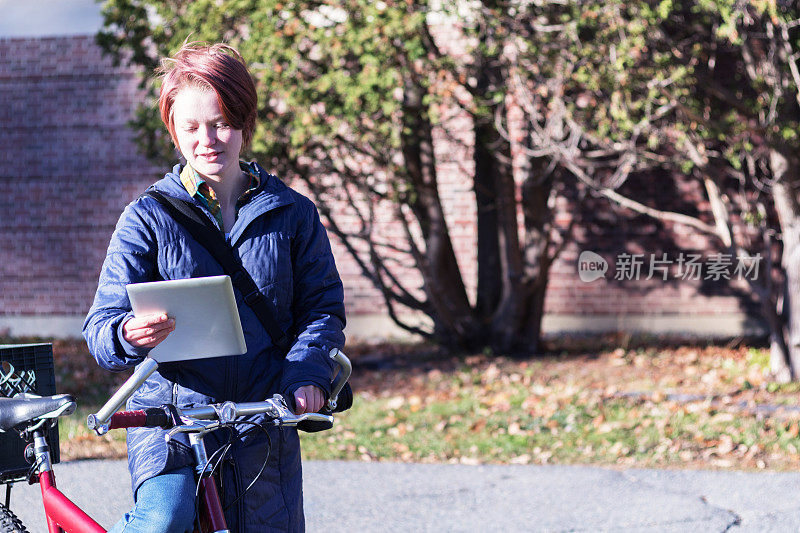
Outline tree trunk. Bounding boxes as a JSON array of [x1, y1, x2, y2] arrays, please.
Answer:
[[518, 163, 558, 352], [474, 120, 558, 353], [486, 131, 529, 352], [470, 15, 564, 354], [474, 119, 502, 327], [769, 148, 800, 380], [474, 109, 537, 352], [400, 78, 479, 346], [783, 246, 800, 376]]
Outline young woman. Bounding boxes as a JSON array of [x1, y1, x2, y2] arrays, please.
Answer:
[[83, 42, 345, 532]]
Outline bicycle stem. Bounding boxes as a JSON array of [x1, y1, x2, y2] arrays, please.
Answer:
[[87, 357, 160, 435]]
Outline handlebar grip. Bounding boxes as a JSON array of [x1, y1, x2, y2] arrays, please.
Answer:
[[282, 383, 352, 415], [108, 410, 146, 430], [300, 383, 353, 431], [108, 408, 170, 430], [297, 416, 334, 433], [279, 393, 335, 433]]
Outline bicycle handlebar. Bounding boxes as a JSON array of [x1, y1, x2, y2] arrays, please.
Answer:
[[89, 348, 351, 435], [104, 395, 334, 438]]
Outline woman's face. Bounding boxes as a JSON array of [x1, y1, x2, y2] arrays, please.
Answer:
[[172, 85, 243, 182]]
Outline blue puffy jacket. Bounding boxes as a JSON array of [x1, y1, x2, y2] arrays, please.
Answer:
[[83, 163, 346, 531]]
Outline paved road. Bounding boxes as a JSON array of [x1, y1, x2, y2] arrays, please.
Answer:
[[6, 460, 800, 532]]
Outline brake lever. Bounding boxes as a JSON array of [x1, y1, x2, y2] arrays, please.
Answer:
[[327, 349, 352, 412]]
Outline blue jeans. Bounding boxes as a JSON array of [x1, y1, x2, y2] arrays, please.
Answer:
[[108, 466, 197, 533]]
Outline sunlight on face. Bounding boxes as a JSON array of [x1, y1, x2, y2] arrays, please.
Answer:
[[172, 85, 243, 182]]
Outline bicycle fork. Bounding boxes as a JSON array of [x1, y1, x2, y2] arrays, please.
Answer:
[[31, 429, 104, 533], [189, 433, 229, 533]]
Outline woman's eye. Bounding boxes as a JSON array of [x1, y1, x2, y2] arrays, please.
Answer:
[[216, 123, 230, 129], [183, 126, 197, 132]]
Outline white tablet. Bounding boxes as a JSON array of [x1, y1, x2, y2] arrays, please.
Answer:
[[126, 275, 247, 363]]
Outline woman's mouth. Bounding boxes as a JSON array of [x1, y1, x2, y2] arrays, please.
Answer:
[[198, 151, 221, 161]]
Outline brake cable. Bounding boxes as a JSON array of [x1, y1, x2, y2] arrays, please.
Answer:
[[221, 420, 272, 512], [195, 424, 236, 502]]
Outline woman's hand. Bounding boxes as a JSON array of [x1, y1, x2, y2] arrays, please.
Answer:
[[122, 313, 175, 348], [293, 384, 324, 414]]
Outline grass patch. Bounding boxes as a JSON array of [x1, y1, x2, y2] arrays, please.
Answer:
[[302, 345, 800, 470]]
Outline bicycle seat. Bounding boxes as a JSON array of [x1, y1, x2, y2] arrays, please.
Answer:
[[0, 393, 76, 431]]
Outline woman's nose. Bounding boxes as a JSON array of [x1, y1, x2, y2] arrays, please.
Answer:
[[198, 125, 216, 146]]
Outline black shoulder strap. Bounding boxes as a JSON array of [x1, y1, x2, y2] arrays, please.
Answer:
[[143, 190, 292, 352]]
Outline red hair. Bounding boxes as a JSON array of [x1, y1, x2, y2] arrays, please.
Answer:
[[158, 42, 258, 147]]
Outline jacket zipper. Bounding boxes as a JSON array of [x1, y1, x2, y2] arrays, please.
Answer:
[[225, 454, 245, 530], [277, 427, 292, 528]]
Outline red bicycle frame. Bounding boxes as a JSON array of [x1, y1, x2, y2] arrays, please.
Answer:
[[38, 469, 104, 533], [21, 349, 350, 533], [28, 421, 230, 533]]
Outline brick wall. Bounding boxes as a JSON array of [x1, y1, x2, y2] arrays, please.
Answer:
[[0, 35, 762, 338], [0, 36, 163, 316]]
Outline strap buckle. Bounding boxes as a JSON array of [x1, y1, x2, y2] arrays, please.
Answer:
[[244, 289, 263, 306], [231, 269, 262, 305]]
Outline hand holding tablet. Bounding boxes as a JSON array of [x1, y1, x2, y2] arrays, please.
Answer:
[[123, 313, 176, 348], [125, 275, 247, 363]]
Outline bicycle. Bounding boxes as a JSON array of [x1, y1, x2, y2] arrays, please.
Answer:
[[0, 348, 352, 533]]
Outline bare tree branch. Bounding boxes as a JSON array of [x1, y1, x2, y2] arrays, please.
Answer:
[[562, 160, 722, 237]]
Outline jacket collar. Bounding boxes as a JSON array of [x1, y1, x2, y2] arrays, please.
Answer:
[[150, 162, 295, 245]]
